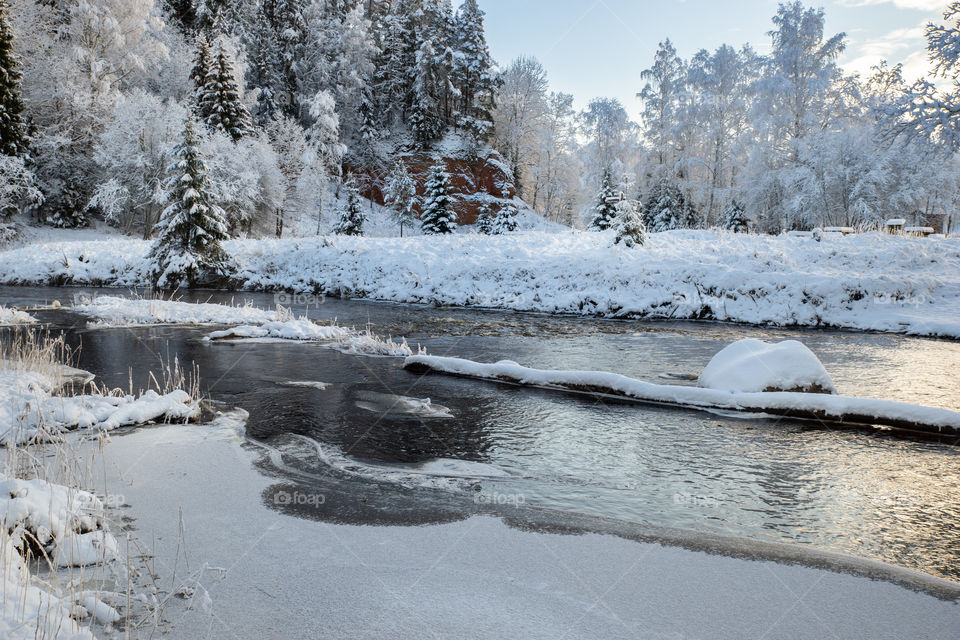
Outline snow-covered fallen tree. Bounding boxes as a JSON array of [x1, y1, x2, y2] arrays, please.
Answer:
[[403, 350, 960, 436], [2, 231, 959, 337]]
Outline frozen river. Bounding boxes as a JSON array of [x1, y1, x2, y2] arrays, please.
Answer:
[[3, 285, 959, 583]]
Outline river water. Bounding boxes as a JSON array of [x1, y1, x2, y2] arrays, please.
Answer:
[[3, 285, 959, 582]]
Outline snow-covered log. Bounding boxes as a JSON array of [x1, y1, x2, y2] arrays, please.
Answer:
[[403, 355, 960, 436]]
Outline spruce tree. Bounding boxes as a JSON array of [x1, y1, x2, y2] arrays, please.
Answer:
[[333, 175, 366, 236], [200, 43, 253, 141], [410, 39, 443, 144], [612, 200, 647, 247], [0, 0, 28, 158], [492, 203, 519, 234], [149, 118, 233, 288], [191, 35, 213, 116], [589, 170, 619, 231], [642, 179, 695, 232], [245, 15, 284, 126], [384, 160, 416, 237], [420, 162, 457, 234], [452, 0, 498, 144], [721, 199, 748, 233], [475, 202, 494, 234]]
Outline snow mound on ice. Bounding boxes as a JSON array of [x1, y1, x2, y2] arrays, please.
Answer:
[[205, 319, 351, 342], [698, 339, 836, 394], [75, 295, 278, 327], [0, 306, 35, 325]]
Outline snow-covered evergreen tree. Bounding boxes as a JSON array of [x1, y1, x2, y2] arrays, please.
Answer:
[[492, 203, 519, 234], [0, 0, 28, 158], [611, 199, 646, 247], [720, 199, 749, 232], [332, 174, 366, 235], [410, 38, 444, 143], [420, 161, 456, 234], [475, 201, 494, 234], [199, 43, 253, 141], [376, 0, 415, 125], [642, 178, 694, 232], [384, 159, 416, 236], [305, 90, 345, 181], [149, 118, 233, 288], [452, 0, 498, 145], [589, 170, 619, 231], [244, 14, 284, 126]]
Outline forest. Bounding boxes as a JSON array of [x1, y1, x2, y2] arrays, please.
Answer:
[[1, 0, 959, 251]]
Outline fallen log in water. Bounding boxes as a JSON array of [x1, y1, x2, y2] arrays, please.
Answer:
[[403, 355, 960, 438]]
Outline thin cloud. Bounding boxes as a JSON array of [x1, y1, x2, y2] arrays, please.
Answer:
[[837, 0, 946, 11]]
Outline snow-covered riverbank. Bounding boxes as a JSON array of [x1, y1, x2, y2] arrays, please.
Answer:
[[1, 230, 958, 338]]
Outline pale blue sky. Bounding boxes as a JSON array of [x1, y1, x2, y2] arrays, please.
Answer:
[[478, 0, 946, 119]]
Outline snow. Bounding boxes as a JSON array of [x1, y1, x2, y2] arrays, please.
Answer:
[[0, 365, 198, 444], [74, 295, 279, 327], [698, 339, 836, 394], [205, 319, 351, 342], [354, 391, 453, 419], [3, 230, 960, 337], [0, 306, 36, 325], [404, 355, 960, 431]]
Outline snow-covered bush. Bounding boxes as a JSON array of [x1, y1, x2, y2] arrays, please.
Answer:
[[333, 175, 366, 236]]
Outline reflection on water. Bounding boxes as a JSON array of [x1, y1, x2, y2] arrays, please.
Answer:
[[2, 285, 959, 582]]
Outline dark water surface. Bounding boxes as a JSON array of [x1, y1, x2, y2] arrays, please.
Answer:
[[3, 285, 959, 582]]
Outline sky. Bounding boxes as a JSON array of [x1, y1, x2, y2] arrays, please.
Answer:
[[478, 0, 948, 120]]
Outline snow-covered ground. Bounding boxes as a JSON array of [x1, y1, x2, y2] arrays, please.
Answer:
[[1, 230, 958, 337], [0, 306, 35, 325]]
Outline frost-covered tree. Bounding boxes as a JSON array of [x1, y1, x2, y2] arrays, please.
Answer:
[[332, 174, 365, 235], [384, 159, 416, 236], [611, 199, 646, 247], [0, 156, 42, 219], [475, 201, 494, 234], [266, 114, 309, 237], [200, 43, 253, 141], [90, 91, 189, 236], [492, 203, 519, 234], [720, 199, 748, 232], [149, 118, 233, 288], [885, 3, 960, 150], [244, 14, 284, 125], [589, 170, 619, 231], [305, 89, 345, 181], [420, 161, 456, 234], [493, 56, 548, 196], [0, 0, 27, 158], [375, 0, 414, 125], [639, 39, 686, 168], [580, 97, 634, 186]]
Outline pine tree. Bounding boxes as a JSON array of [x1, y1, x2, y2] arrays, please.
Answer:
[[0, 0, 28, 158], [492, 203, 519, 234], [721, 199, 749, 232], [420, 161, 457, 234], [273, 0, 306, 115], [612, 200, 647, 247], [475, 201, 494, 234], [333, 175, 366, 235], [452, 0, 498, 144], [589, 170, 619, 231], [149, 118, 233, 288], [200, 43, 253, 141], [384, 159, 416, 236]]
